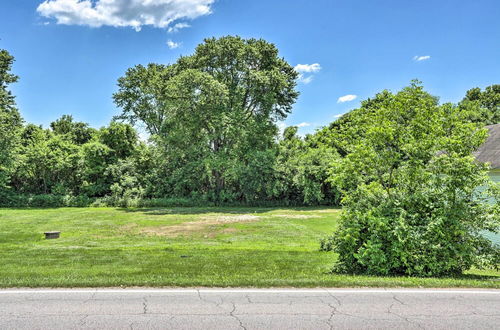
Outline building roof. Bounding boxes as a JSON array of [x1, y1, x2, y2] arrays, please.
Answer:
[[475, 123, 500, 169]]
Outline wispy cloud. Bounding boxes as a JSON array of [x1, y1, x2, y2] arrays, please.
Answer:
[[294, 63, 321, 73], [166, 40, 181, 49], [413, 55, 431, 61], [294, 63, 321, 84], [168, 22, 190, 33], [296, 122, 311, 128], [334, 113, 345, 118], [337, 94, 357, 103], [36, 0, 214, 32]]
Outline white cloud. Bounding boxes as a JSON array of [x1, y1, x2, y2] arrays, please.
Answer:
[[168, 22, 190, 33], [334, 113, 345, 118], [36, 0, 214, 31], [294, 63, 321, 84], [413, 55, 431, 61], [337, 94, 357, 103], [294, 63, 321, 73], [296, 122, 311, 128], [166, 40, 180, 49]]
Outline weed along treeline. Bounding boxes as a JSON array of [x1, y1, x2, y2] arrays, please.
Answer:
[[0, 37, 499, 209]]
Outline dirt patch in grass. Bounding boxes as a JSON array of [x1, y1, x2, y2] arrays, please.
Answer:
[[140, 223, 205, 237], [120, 223, 138, 231], [199, 215, 260, 223], [131, 214, 260, 237], [314, 209, 341, 213], [270, 214, 320, 219]]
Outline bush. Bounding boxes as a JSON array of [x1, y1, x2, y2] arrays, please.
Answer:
[[330, 82, 500, 276], [319, 235, 335, 252]]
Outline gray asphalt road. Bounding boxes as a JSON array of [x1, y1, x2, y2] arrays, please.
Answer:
[[0, 288, 498, 329]]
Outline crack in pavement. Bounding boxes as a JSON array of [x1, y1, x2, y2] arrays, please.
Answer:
[[142, 297, 148, 314], [393, 295, 406, 306], [229, 302, 247, 330], [318, 294, 368, 322], [197, 289, 223, 308], [323, 289, 342, 306], [387, 296, 424, 330], [83, 290, 97, 305], [325, 303, 337, 330], [78, 314, 89, 327]]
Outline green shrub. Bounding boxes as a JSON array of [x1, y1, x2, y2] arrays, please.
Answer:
[[330, 82, 500, 276], [319, 235, 335, 252]]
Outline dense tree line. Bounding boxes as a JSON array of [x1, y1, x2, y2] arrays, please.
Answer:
[[0, 38, 340, 206], [0, 38, 499, 208]]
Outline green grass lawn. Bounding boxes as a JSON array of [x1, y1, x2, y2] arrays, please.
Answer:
[[0, 207, 498, 288]]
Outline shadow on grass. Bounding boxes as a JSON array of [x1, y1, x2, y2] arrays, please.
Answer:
[[325, 270, 500, 281], [0, 206, 341, 215], [457, 273, 500, 280], [118, 206, 341, 216]]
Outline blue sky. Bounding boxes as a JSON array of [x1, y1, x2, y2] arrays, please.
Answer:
[[1, 0, 499, 135]]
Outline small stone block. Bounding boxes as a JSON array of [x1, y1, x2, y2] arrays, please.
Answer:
[[44, 231, 61, 239]]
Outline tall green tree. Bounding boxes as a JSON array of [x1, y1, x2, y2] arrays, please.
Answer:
[[313, 90, 402, 157], [461, 85, 500, 125], [273, 126, 304, 203], [50, 114, 96, 145], [273, 126, 341, 205], [114, 36, 299, 201], [0, 49, 23, 192], [79, 141, 113, 197], [13, 129, 81, 195], [331, 82, 499, 276], [99, 122, 138, 159]]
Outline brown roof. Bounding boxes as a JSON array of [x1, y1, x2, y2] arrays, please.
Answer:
[[475, 124, 500, 169]]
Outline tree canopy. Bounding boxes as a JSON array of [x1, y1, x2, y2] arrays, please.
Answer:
[[461, 85, 500, 125], [0, 49, 22, 192], [113, 36, 299, 202]]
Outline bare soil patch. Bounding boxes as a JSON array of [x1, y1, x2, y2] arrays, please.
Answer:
[[127, 214, 260, 237], [314, 209, 341, 213], [270, 214, 320, 219]]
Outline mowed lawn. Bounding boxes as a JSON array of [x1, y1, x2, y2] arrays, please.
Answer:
[[0, 207, 498, 288]]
